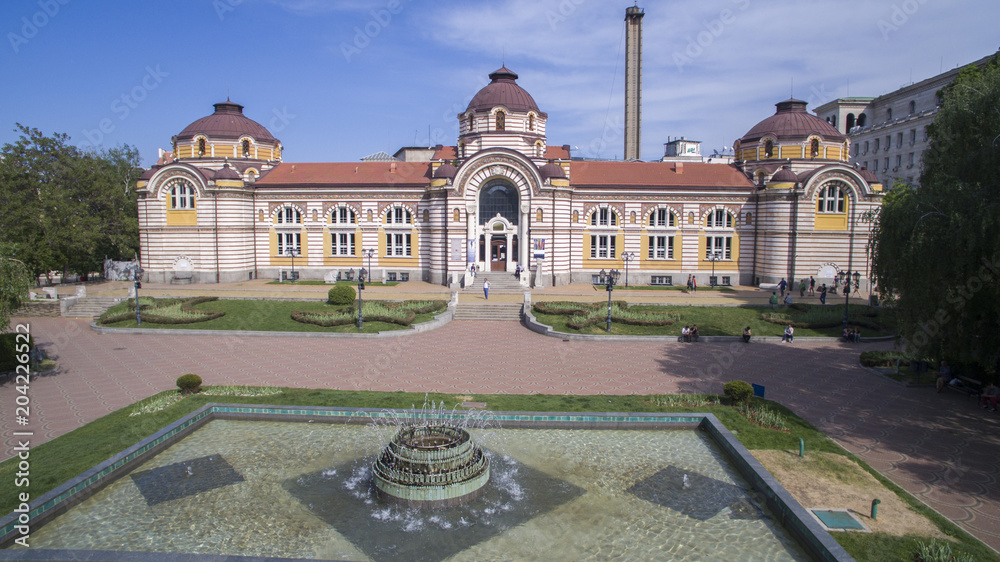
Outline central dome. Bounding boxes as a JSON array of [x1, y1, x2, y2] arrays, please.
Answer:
[[466, 66, 541, 114], [177, 101, 276, 142], [739, 99, 845, 144]]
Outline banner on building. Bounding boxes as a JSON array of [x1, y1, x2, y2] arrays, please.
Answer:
[[467, 239, 477, 263], [532, 238, 546, 259], [450, 239, 464, 261]]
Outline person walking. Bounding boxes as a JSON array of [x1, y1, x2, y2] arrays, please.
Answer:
[[778, 278, 787, 297], [799, 279, 806, 297], [809, 276, 816, 296], [483, 279, 490, 300], [819, 284, 827, 305]]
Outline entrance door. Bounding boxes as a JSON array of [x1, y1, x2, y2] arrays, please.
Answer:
[[490, 239, 507, 271]]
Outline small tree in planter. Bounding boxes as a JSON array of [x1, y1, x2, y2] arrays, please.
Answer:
[[176, 373, 203, 395], [328, 284, 356, 305]]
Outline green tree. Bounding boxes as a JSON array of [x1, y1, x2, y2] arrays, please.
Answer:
[[0, 243, 33, 331], [0, 125, 141, 280], [871, 55, 1000, 377]]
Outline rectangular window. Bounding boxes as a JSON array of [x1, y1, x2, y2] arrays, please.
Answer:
[[705, 236, 732, 260], [647, 236, 674, 259], [721, 276, 731, 286], [650, 209, 674, 227], [885, 135, 891, 150], [590, 235, 616, 259], [897, 132, 903, 147], [908, 152, 915, 167], [910, 129, 917, 145], [334, 233, 355, 256], [277, 232, 300, 255], [884, 157, 889, 171], [872, 159, 878, 171], [864, 141, 869, 154], [650, 275, 673, 286], [387, 272, 397, 282], [895, 155, 901, 169], [386, 233, 411, 256], [874, 138, 880, 151]]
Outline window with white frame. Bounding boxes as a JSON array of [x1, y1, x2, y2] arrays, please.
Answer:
[[590, 208, 618, 226], [386, 207, 412, 224], [386, 233, 412, 257], [705, 236, 732, 260], [169, 180, 196, 209], [817, 184, 846, 213], [277, 232, 300, 255], [590, 235, 616, 259], [706, 209, 733, 228], [333, 232, 355, 256], [647, 236, 674, 259], [332, 206, 356, 224], [277, 206, 302, 224], [648, 208, 675, 227]]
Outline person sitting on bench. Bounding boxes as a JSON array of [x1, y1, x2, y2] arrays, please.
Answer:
[[742, 326, 752, 343], [689, 325, 700, 342], [981, 384, 999, 411], [681, 325, 691, 342]]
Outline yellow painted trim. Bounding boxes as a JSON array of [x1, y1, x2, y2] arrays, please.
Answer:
[[215, 180, 243, 188], [137, 181, 147, 188], [697, 235, 740, 269], [166, 210, 197, 226], [431, 178, 448, 188], [268, 228, 308, 265], [550, 178, 569, 187], [323, 257, 363, 266], [815, 213, 848, 231]]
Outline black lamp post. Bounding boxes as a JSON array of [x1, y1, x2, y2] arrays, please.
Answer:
[[621, 252, 636, 288], [362, 248, 375, 283], [603, 268, 621, 332], [133, 268, 144, 326], [708, 250, 722, 287], [357, 266, 366, 329], [842, 269, 852, 330]]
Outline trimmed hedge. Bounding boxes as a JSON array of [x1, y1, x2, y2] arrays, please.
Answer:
[[723, 380, 754, 403], [860, 350, 917, 367], [327, 284, 356, 305], [534, 301, 678, 330], [98, 297, 225, 325], [176, 373, 202, 394], [292, 300, 446, 328]]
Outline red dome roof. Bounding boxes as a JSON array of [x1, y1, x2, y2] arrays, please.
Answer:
[[770, 166, 799, 183], [740, 99, 846, 144], [177, 101, 276, 142], [213, 162, 242, 180], [433, 163, 458, 179], [466, 67, 542, 114], [539, 162, 566, 180]]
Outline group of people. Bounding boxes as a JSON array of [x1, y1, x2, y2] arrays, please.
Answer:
[[680, 325, 700, 342], [842, 327, 862, 342], [686, 275, 698, 292], [769, 292, 793, 307], [774, 275, 858, 306]]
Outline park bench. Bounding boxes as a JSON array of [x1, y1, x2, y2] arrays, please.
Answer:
[[947, 375, 983, 399]]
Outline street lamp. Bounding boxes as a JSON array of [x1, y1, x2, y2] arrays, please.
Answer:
[[285, 246, 297, 282], [358, 249, 375, 330], [362, 248, 375, 283], [842, 269, 852, 331], [708, 250, 722, 288], [603, 268, 621, 332], [621, 252, 636, 288], [133, 268, 144, 326]]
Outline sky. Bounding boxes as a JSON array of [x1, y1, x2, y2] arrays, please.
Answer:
[[2, 0, 997, 167]]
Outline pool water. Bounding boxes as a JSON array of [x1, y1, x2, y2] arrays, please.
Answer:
[[13, 420, 810, 561]]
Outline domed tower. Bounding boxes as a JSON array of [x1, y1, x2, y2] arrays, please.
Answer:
[[171, 100, 283, 182], [457, 67, 548, 159], [735, 98, 882, 289], [735, 99, 849, 186]]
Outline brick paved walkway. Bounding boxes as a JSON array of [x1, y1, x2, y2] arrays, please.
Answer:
[[2, 317, 998, 553]]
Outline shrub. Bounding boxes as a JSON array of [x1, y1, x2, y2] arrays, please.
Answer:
[[0, 332, 33, 372], [176, 373, 203, 395], [328, 284, 357, 305], [723, 380, 754, 403], [734, 401, 788, 431], [859, 350, 915, 367], [915, 539, 974, 562]]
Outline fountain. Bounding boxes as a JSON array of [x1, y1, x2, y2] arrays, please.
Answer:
[[372, 424, 490, 507]]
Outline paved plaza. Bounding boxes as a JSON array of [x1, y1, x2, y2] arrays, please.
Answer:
[[2, 290, 1000, 554]]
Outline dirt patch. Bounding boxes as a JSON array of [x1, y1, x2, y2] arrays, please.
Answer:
[[753, 450, 946, 539]]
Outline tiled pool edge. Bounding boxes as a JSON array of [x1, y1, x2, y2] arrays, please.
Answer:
[[1, 405, 852, 561]]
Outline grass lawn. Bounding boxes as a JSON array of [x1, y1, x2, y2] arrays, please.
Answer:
[[533, 302, 893, 337], [0, 388, 991, 561], [266, 280, 399, 287], [99, 298, 445, 333], [614, 285, 737, 292]]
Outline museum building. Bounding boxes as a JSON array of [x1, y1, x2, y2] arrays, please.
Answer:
[[136, 66, 883, 288]]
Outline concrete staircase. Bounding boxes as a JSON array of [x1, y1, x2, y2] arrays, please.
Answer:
[[63, 296, 122, 318], [452, 302, 523, 321], [465, 271, 526, 294]]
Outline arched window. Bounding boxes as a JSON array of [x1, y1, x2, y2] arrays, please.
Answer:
[[887, 107, 893, 121], [764, 140, 774, 158], [528, 114, 535, 131], [846, 113, 856, 130], [331, 206, 356, 224], [385, 207, 412, 224], [707, 209, 733, 228], [459, 141, 466, 158], [422, 209, 429, 223], [909, 100, 916, 114], [535, 141, 544, 158], [648, 209, 676, 227], [590, 208, 617, 227], [755, 170, 767, 187], [467, 114, 474, 132], [745, 212, 753, 226], [630, 211, 636, 224], [241, 139, 251, 158], [453, 209, 461, 222], [572, 210, 579, 223], [277, 206, 302, 224], [495, 110, 506, 131], [197, 138, 206, 157], [857, 113, 867, 127], [478, 180, 518, 225], [817, 184, 847, 213], [536, 208, 543, 222], [247, 170, 257, 183], [169, 180, 196, 209], [810, 139, 820, 158]]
